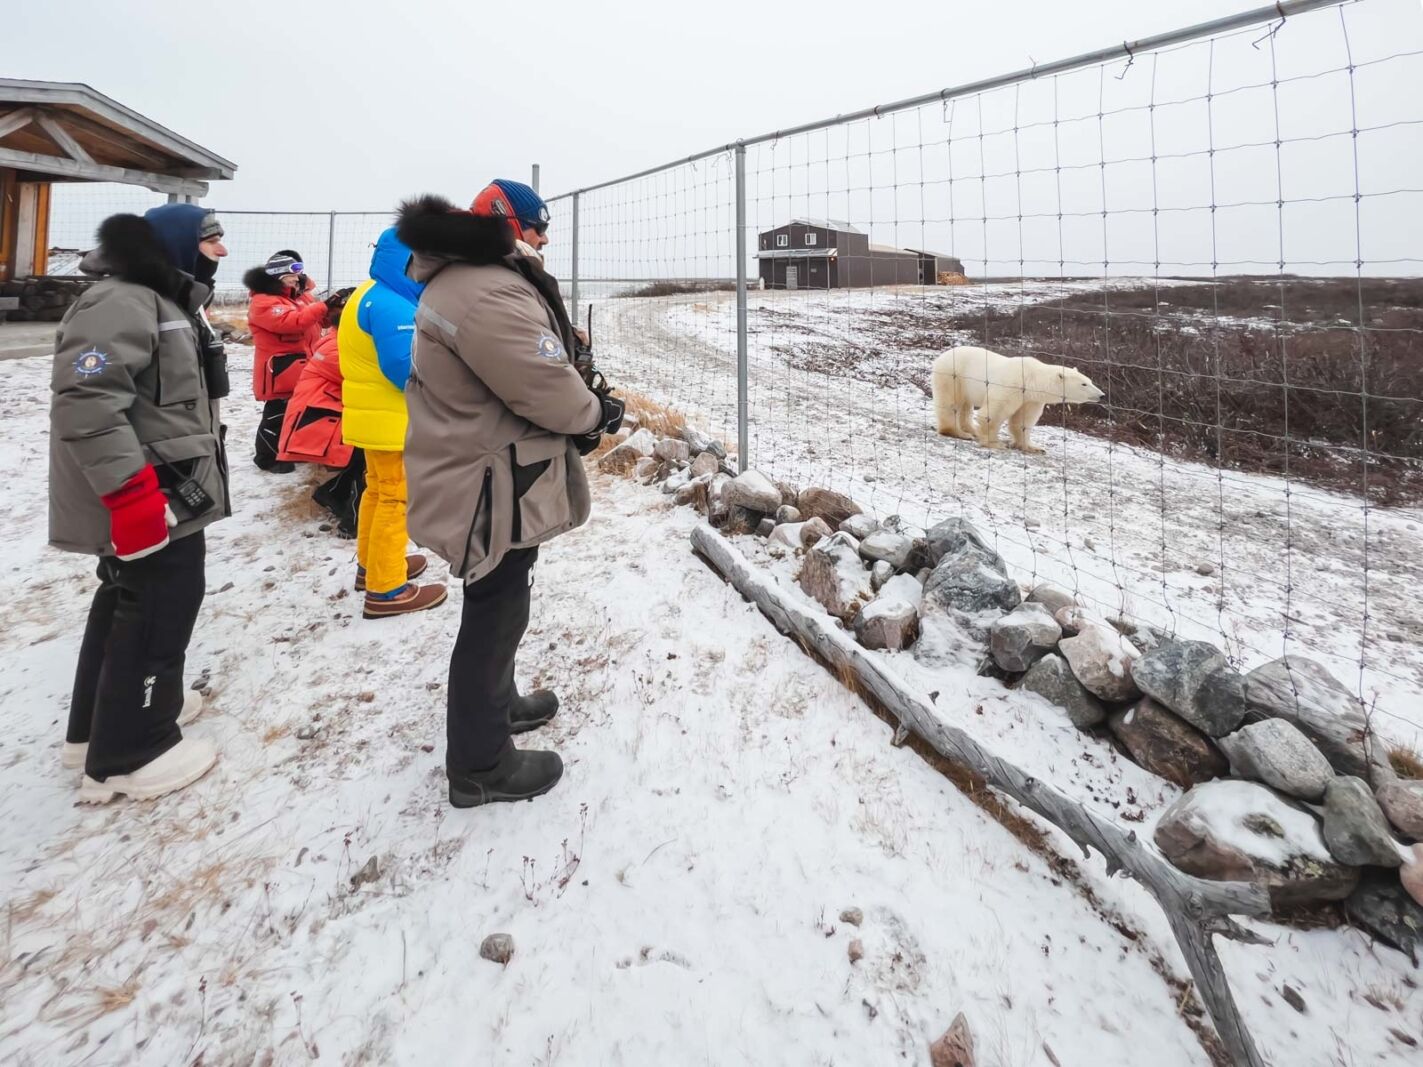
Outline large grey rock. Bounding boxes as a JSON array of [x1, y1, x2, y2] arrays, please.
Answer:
[[1020, 653, 1107, 728], [989, 602, 1062, 673], [839, 513, 878, 540], [798, 532, 872, 621], [1154, 779, 1361, 908], [1108, 698, 1227, 788], [1131, 641, 1246, 737], [923, 536, 1020, 616], [1217, 719, 1334, 801], [1403, 845, 1423, 907], [689, 451, 721, 479], [853, 575, 923, 652], [632, 456, 658, 482], [681, 425, 726, 459], [1344, 869, 1423, 965], [1377, 780, 1423, 840], [859, 530, 915, 571], [1054, 606, 1106, 636], [707, 473, 734, 526], [925, 517, 995, 566], [1323, 777, 1405, 868], [725, 469, 782, 514], [661, 469, 690, 495], [1026, 583, 1078, 616], [796, 487, 862, 528], [1244, 656, 1378, 778], [653, 437, 691, 466], [1060, 625, 1140, 702], [774, 504, 802, 526]]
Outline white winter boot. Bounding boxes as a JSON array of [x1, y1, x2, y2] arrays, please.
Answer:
[[78, 736, 218, 804], [62, 689, 205, 770]]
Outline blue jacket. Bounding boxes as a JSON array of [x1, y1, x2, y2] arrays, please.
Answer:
[[361, 228, 424, 390]]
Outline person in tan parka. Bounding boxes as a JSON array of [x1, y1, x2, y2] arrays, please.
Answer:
[[396, 182, 622, 809]]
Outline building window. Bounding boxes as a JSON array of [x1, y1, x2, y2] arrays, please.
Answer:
[[805, 233, 817, 246], [776, 234, 788, 248]]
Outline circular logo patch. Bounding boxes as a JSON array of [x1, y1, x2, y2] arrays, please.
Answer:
[[536, 333, 565, 360], [74, 349, 109, 376]]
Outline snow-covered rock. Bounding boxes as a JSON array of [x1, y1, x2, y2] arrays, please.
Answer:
[[653, 437, 690, 466], [1020, 653, 1106, 729], [774, 504, 801, 526], [1322, 777, 1407, 868], [1244, 656, 1378, 779], [924, 517, 996, 567], [661, 469, 691, 495], [680, 425, 725, 459], [989, 602, 1061, 673], [1108, 698, 1227, 788], [839, 513, 878, 540], [858, 530, 915, 571], [798, 532, 872, 621], [1054, 606, 1106, 636], [1402, 846, 1423, 907], [870, 559, 893, 592], [923, 535, 1020, 616], [725, 469, 782, 514], [1154, 779, 1361, 907], [1217, 719, 1334, 801], [1059, 625, 1140, 702], [1131, 641, 1246, 737], [632, 456, 658, 482], [853, 574, 922, 651], [598, 428, 659, 474]]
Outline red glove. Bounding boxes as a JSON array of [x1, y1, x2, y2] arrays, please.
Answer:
[[101, 465, 176, 561]]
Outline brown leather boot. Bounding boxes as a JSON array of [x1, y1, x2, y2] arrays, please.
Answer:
[[362, 581, 448, 619], [355, 554, 429, 592]]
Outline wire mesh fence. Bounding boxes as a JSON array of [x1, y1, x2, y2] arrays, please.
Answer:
[[36, 0, 1423, 745], [542, 0, 1423, 746]]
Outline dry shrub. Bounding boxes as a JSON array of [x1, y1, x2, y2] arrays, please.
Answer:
[[590, 390, 695, 462], [625, 279, 736, 298], [1389, 743, 1423, 780]]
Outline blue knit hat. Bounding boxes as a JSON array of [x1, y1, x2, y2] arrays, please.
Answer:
[[143, 203, 223, 275], [472, 179, 550, 230]]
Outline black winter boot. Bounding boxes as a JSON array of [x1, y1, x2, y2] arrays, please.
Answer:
[[448, 744, 563, 808], [510, 689, 559, 734]]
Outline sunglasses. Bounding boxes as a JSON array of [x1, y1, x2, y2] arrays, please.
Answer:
[[524, 221, 549, 237]]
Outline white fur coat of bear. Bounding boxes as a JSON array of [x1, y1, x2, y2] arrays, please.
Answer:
[[930, 346, 1105, 453]]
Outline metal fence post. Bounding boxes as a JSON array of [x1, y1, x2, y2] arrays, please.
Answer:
[[531, 163, 540, 194], [734, 142, 749, 473], [570, 191, 581, 326], [325, 211, 336, 291]]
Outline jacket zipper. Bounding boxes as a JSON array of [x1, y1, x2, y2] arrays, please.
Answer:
[[459, 467, 493, 575]]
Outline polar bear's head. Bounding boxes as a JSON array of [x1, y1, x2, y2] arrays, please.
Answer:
[[1055, 366, 1105, 405]]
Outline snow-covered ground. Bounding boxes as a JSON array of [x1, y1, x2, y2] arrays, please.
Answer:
[[592, 284, 1423, 748], [2, 345, 1422, 1065]]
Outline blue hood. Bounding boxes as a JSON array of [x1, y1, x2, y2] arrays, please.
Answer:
[[369, 228, 423, 304], [143, 203, 210, 276]]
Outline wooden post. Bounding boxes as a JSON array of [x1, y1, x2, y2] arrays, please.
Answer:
[[690, 524, 1272, 1067]]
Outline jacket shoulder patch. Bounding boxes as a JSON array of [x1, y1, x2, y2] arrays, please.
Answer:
[[73, 349, 109, 376], [536, 333, 565, 361]]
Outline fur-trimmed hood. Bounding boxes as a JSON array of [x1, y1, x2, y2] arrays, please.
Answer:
[[242, 265, 293, 296], [79, 214, 206, 309], [395, 195, 517, 283]]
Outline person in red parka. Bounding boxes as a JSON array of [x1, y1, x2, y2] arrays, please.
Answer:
[[243, 250, 327, 473], [277, 288, 366, 535]]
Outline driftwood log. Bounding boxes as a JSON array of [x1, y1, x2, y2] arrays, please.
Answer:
[[691, 525, 1274, 1067]]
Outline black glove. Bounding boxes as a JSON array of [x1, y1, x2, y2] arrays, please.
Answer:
[[571, 394, 626, 456]]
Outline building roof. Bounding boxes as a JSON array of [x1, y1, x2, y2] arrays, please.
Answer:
[[903, 248, 961, 261], [0, 79, 236, 197], [866, 243, 917, 256], [790, 217, 863, 234], [754, 247, 840, 260]]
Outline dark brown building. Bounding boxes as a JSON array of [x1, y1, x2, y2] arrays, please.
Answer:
[[755, 219, 962, 290]]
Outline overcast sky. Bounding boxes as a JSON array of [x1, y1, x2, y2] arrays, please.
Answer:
[[6, 0, 1361, 208], [13, 0, 1423, 282]]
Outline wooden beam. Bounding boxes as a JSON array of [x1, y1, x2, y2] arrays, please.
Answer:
[[35, 113, 93, 164], [690, 524, 1273, 1067], [0, 147, 207, 197], [0, 108, 38, 141]]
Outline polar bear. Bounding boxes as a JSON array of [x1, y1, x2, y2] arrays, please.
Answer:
[[931, 346, 1105, 453]]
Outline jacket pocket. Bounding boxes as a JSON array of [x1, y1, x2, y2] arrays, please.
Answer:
[[154, 320, 201, 407], [264, 352, 307, 398], [144, 432, 223, 521], [511, 434, 571, 546], [459, 466, 495, 576]]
